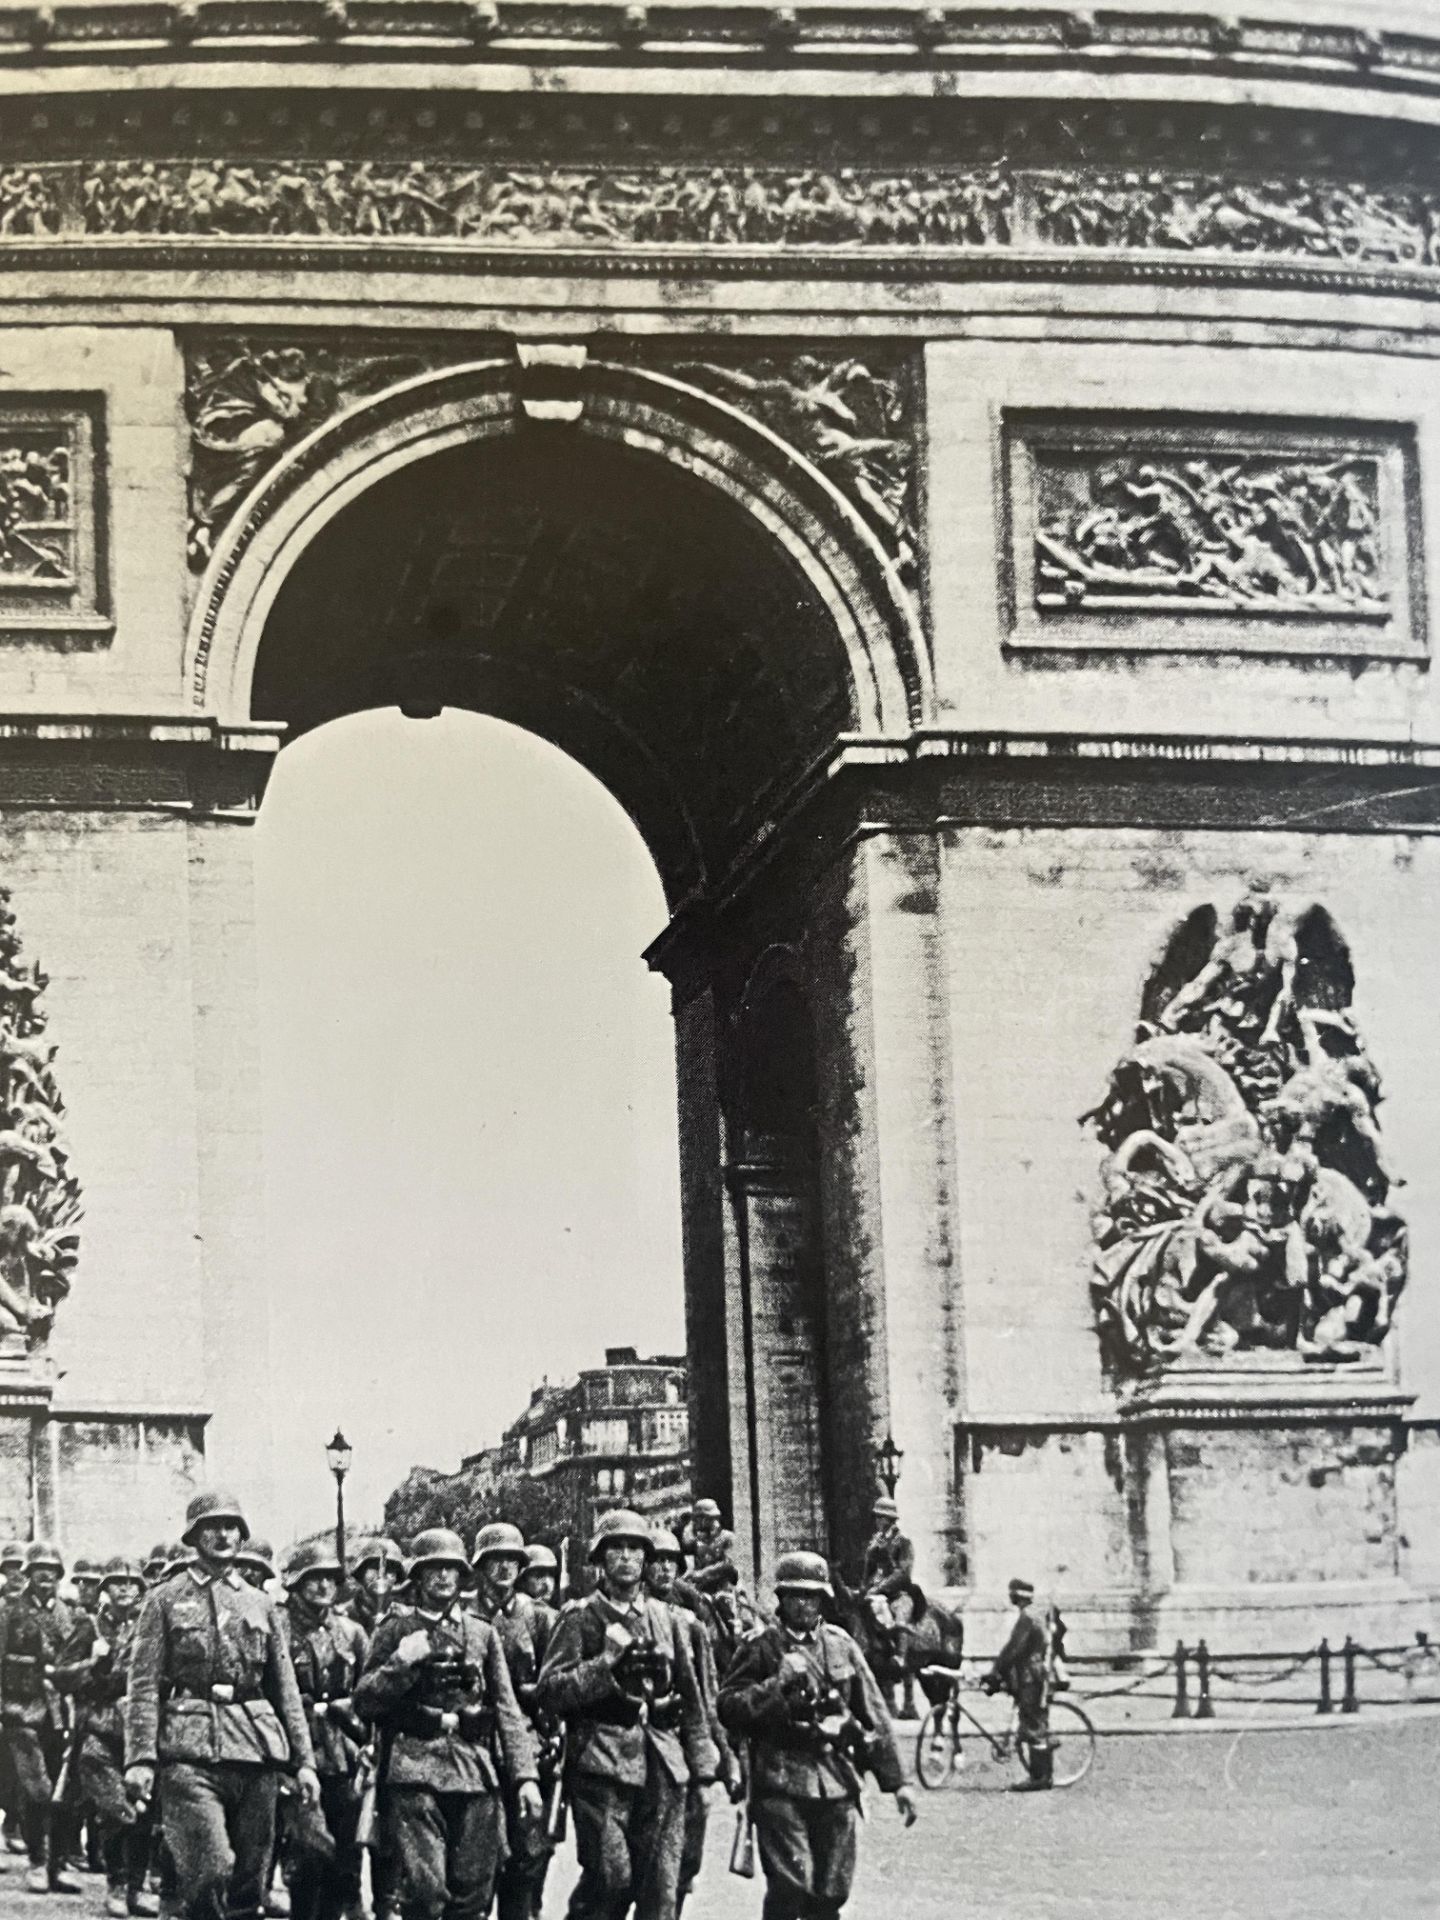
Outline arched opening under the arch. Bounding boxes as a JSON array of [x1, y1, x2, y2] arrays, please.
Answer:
[[254, 428, 854, 903], [249, 425, 862, 1562]]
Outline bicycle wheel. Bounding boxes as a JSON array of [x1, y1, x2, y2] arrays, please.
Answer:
[[915, 1704, 956, 1790], [1046, 1697, 1097, 1787], [948, 1698, 1021, 1792]]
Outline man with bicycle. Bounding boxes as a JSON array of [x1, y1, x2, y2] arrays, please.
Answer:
[[981, 1577, 1065, 1792]]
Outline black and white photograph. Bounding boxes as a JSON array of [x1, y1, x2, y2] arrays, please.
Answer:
[[0, 3, 1431, 1918]]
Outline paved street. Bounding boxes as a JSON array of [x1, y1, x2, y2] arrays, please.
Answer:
[[1, 1718, 1434, 1920]]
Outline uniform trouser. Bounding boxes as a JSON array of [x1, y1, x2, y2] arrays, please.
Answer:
[[288, 1775, 362, 1920], [381, 1786, 502, 1920], [493, 1780, 550, 1920], [79, 1745, 153, 1896], [1013, 1681, 1051, 1755], [752, 1794, 858, 1920], [675, 1783, 707, 1913], [160, 1761, 280, 1920], [8, 1721, 71, 1873], [566, 1762, 686, 1920]]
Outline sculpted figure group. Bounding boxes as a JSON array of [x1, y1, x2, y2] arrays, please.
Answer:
[[0, 1491, 922, 1920], [1083, 879, 1407, 1374], [1037, 453, 1385, 613]]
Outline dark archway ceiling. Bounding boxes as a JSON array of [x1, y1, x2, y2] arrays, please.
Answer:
[[254, 430, 851, 900]]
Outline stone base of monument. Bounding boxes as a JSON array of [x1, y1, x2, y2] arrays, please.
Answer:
[[1119, 1351, 1425, 1654], [0, 1336, 205, 1549]]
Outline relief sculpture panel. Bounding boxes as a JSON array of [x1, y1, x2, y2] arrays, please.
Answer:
[[1081, 881, 1405, 1379], [1006, 415, 1422, 659]]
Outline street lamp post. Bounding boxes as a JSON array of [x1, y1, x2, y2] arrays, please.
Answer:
[[326, 1428, 352, 1574], [875, 1432, 904, 1500]]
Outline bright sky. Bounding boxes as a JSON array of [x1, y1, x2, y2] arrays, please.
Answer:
[[254, 708, 685, 1545]]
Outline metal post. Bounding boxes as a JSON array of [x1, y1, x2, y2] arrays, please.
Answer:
[[1194, 1639, 1215, 1720], [1341, 1636, 1359, 1714], [1171, 1641, 1190, 1720], [1316, 1639, 1332, 1715], [335, 1475, 347, 1576]]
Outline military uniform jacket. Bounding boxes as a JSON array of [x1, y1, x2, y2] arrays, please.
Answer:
[[718, 1622, 902, 1802], [125, 1567, 317, 1773], [987, 1610, 1051, 1695], [468, 1591, 554, 1724], [281, 1600, 370, 1779], [56, 1602, 141, 1759], [862, 1528, 915, 1593], [670, 1600, 732, 1767], [537, 1590, 717, 1791], [0, 1589, 80, 1729], [683, 1530, 738, 1596], [353, 1603, 537, 1796]]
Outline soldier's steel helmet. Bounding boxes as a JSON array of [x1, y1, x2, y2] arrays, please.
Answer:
[[471, 1522, 526, 1565], [100, 1555, 145, 1587], [773, 1551, 833, 1595], [284, 1541, 343, 1589], [524, 1544, 558, 1573], [160, 1542, 192, 1577], [353, 1537, 407, 1580], [234, 1537, 276, 1578], [649, 1528, 686, 1566], [407, 1528, 470, 1576], [692, 1499, 722, 1521], [143, 1541, 168, 1571], [72, 1555, 102, 1580], [0, 1540, 24, 1568], [872, 1496, 899, 1521], [588, 1509, 653, 1563], [181, 1489, 251, 1546], [24, 1540, 63, 1575]]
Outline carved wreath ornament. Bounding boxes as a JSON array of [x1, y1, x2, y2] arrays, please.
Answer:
[[1081, 882, 1405, 1377]]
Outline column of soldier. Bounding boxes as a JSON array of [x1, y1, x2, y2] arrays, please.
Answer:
[[0, 1492, 917, 1920]]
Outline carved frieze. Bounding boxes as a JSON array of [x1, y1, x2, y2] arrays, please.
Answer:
[[1082, 881, 1406, 1379], [1006, 415, 1422, 659], [0, 157, 1436, 285]]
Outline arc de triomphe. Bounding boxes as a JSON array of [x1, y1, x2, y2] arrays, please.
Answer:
[[0, 0, 1433, 1647]]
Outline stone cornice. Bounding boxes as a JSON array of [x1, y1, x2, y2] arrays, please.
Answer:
[[0, 4, 1422, 96], [0, 712, 284, 813]]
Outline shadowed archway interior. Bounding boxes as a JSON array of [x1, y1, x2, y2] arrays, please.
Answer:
[[254, 428, 853, 900]]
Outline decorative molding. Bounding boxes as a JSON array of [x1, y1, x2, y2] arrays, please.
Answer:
[[1082, 879, 1406, 1378], [1006, 415, 1424, 660], [0, 3, 1428, 91]]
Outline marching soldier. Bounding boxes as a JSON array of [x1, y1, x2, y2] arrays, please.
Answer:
[[279, 1543, 370, 1920], [518, 1547, 558, 1613], [468, 1523, 557, 1920], [0, 1539, 83, 1894], [643, 1529, 741, 1915], [55, 1555, 157, 1917], [70, 1559, 103, 1619], [0, 1537, 26, 1858], [347, 1541, 406, 1639], [861, 1499, 917, 1609], [352, 1526, 540, 1920], [122, 1489, 321, 1920], [679, 1503, 736, 1600], [141, 1547, 170, 1591], [236, 1540, 279, 1595], [537, 1508, 717, 1920], [718, 1551, 916, 1920]]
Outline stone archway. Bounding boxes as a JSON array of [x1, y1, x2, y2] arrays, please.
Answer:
[[184, 346, 938, 1584]]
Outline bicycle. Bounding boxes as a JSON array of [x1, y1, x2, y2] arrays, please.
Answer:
[[914, 1667, 1096, 1791]]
